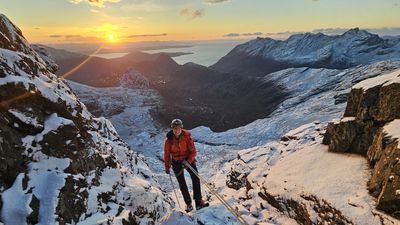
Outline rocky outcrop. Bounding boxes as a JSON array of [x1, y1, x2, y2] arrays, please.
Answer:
[[367, 120, 400, 218], [323, 118, 380, 154], [258, 190, 354, 225], [323, 69, 400, 218], [0, 13, 171, 224]]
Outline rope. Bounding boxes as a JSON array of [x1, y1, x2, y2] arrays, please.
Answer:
[[169, 172, 182, 209], [183, 161, 249, 225]]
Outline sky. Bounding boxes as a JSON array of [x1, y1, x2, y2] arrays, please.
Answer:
[[1, 0, 400, 44]]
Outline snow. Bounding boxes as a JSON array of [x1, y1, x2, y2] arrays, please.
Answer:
[[160, 210, 195, 225], [1, 174, 33, 225], [27, 158, 70, 225], [0, 48, 92, 121], [22, 113, 73, 156], [8, 108, 42, 128], [265, 141, 377, 224], [352, 68, 400, 90], [383, 119, 400, 148], [1, 157, 70, 225], [0, 13, 18, 41], [232, 29, 400, 67], [341, 117, 356, 122]]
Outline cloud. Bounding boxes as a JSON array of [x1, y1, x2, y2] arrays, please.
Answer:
[[203, 0, 230, 4], [120, 2, 166, 13], [180, 8, 204, 19], [223, 33, 240, 37], [126, 33, 168, 38], [223, 32, 263, 37], [49, 35, 63, 38], [48, 34, 102, 42], [68, 0, 120, 8], [34, 27, 40, 30], [242, 32, 263, 36], [65, 35, 82, 39]]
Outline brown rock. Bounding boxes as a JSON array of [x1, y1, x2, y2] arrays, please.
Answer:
[[367, 128, 400, 219]]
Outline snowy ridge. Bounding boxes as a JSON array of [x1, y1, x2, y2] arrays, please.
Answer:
[[221, 28, 400, 68], [0, 14, 171, 224], [352, 68, 400, 90]]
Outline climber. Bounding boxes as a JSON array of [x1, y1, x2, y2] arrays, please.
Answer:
[[164, 118, 209, 212]]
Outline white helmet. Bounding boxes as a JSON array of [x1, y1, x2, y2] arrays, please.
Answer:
[[171, 118, 183, 128]]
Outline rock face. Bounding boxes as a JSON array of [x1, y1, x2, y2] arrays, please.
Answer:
[[323, 69, 400, 218], [0, 13, 171, 224], [367, 121, 400, 218]]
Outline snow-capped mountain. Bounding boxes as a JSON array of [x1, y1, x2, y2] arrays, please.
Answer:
[[211, 28, 400, 76], [0, 13, 171, 224]]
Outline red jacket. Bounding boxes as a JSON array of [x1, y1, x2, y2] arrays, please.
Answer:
[[164, 129, 196, 171]]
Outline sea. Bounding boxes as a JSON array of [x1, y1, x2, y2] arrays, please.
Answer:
[[142, 40, 248, 66]]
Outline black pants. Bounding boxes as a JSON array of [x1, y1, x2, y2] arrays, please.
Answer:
[[171, 160, 202, 205]]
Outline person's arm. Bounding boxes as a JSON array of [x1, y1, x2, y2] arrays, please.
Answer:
[[187, 134, 197, 164], [164, 139, 171, 173]]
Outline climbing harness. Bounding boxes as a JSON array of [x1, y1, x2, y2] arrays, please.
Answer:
[[183, 160, 249, 225]]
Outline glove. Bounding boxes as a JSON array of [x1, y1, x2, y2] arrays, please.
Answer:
[[166, 169, 170, 174]]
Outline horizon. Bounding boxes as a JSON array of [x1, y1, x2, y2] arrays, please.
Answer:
[[1, 0, 400, 45]]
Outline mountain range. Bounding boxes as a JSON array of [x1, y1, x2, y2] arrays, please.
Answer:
[[211, 28, 400, 76]]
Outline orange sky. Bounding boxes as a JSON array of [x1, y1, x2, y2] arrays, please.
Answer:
[[1, 0, 400, 44]]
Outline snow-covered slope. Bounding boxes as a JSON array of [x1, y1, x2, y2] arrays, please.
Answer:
[[211, 28, 400, 76], [193, 60, 400, 150], [0, 13, 171, 224], [188, 122, 397, 225]]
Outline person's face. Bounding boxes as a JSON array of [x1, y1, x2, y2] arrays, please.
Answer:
[[172, 126, 182, 137]]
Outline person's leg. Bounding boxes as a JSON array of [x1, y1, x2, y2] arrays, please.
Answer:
[[186, 161, 202, 201], [172, 161, 192, 205]]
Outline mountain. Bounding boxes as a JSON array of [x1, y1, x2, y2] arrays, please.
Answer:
[[211, 28, 400, 77], [40, 45, 290, 131], [37, 44, 180, 87], [152, 62, 289, 131], [0, 13, 171, 224]]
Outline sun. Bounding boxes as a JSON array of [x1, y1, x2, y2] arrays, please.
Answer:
[[107, 33, 116, 42]]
